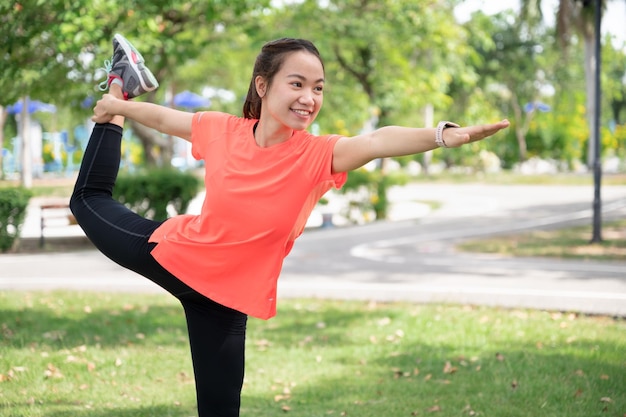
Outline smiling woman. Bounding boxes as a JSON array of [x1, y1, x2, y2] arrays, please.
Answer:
[[69, 34, 509, 417]]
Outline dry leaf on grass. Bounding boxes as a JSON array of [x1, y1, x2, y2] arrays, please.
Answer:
[[443, 361, 457, 374], [44, 363, 63, 379]]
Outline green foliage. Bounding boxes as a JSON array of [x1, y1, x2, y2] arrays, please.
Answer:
[[113, 169, 201, 221], [340, 167, 409, 221], [0, 187, 33, 252]]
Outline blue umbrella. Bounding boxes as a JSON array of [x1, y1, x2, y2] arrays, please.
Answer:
[[8, 99, 57, 114], [523, 101, 551, 113], [173, 90, 211, 109]]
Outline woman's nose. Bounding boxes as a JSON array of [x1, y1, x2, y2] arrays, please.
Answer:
[[299, 91, 314, 105]]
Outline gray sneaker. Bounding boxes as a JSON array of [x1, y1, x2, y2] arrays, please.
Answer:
[[98, 34, 159, 99]]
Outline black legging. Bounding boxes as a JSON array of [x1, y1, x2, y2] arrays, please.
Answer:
[[69, 123, 247, 417]]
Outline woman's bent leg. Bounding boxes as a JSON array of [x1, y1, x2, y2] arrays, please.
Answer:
[[69, 123, 189, 295], [181, 292, 248, 417]]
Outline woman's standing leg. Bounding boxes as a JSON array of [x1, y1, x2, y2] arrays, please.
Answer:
[[180, 292, 248, 417]]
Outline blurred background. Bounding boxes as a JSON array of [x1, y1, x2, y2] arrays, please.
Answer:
[[1, 0, 624, 200]]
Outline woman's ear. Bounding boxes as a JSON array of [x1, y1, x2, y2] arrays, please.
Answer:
[[255, 75, 267, 98]]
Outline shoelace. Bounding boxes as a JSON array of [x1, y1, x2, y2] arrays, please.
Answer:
[[97, 58, 113, 91]]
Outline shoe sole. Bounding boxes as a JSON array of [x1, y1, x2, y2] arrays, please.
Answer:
[[113, 34, 158, 95]]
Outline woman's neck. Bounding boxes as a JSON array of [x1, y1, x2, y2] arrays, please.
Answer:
[[253, 121, 294, 148]]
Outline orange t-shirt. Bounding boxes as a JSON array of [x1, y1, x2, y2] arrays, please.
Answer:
[[149, 111, 346, 319]]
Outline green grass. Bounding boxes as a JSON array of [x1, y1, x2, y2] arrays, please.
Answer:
[[457, 219, 626, 261], [1, 292, 624, 417], [411, 172, 626, 186]]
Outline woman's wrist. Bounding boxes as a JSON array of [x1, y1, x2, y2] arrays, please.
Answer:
[[435, 121, 459, 148]]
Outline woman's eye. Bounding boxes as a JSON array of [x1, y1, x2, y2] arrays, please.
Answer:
[[292, 82, 302, 87]]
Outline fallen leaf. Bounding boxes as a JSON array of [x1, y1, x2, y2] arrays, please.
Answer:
[[495, 353, 505, 361], [44, 363, 63, 379], [443, 361, 457, 374], [377, 317, 391, 326], [427, 405, 441, 412], [600, 397, 612, 403]]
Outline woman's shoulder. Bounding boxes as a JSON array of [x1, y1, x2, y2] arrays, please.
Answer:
[[195, 111, 256, 129], [297, 131, 343, 146]]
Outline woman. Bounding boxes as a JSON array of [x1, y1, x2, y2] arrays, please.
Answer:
[[71, 34, 509, 417]]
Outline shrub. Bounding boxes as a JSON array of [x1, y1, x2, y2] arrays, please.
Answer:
[[0, 187, 33, 252], [339, 167, 409, 221], [113, 168, 201, 221]]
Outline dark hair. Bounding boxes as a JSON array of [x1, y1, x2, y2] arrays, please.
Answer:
[[242, 38, 324, 119]]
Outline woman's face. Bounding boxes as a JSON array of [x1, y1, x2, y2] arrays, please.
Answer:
[[258, 50, 325, 132]]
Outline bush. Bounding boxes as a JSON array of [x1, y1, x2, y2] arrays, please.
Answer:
[[0, 187, 33, 252], [113, 168, 201, 221], [339, 167, 409, 221]]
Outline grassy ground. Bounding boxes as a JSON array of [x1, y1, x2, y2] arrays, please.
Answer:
[[457, 219, 626, 262], [0, 292, 624, 417]]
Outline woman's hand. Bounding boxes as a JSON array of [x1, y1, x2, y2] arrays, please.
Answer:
[[91, 94, 122, 124], [443, 119, 510, 148]]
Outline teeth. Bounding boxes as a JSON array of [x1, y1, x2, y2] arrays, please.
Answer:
[[293, 109, 310, 115]]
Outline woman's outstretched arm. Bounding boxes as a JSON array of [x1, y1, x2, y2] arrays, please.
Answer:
[[92, 93, 194, 142], [331, 120, 510, 173]]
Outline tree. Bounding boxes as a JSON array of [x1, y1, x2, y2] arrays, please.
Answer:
[[1, 0, 271, 173], [520, 0, 613, 167], [266, 0, 477, 219], [465, 10, 551, 162]]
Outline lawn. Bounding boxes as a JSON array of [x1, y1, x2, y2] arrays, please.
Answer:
[[457, 219, 626, 262], [1, 291, 624, 417]]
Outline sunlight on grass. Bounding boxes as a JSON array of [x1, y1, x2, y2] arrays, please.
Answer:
[[457, 219, 626, 261], [1, 292, 624, 417]]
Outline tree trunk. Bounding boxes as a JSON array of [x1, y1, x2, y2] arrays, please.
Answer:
[[128, 119, 173, 167], [510, 93, 528, 161], [0, 106, 5, 180], [583, 33, 596, 168], [20, 96, 32, 188], [422, 103, 434, 175]]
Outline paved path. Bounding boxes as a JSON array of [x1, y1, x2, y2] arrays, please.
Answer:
[[2, 184, 625, 316]]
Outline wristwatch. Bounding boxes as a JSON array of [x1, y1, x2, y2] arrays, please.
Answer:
[[435, 121, 460, 148]]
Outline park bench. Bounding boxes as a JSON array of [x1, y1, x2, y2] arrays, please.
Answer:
[[39, 200, 75, 247]]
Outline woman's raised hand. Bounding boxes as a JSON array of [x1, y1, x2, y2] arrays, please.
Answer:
[[91, 94, 121, 124], [443, 119, 510, 148]]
